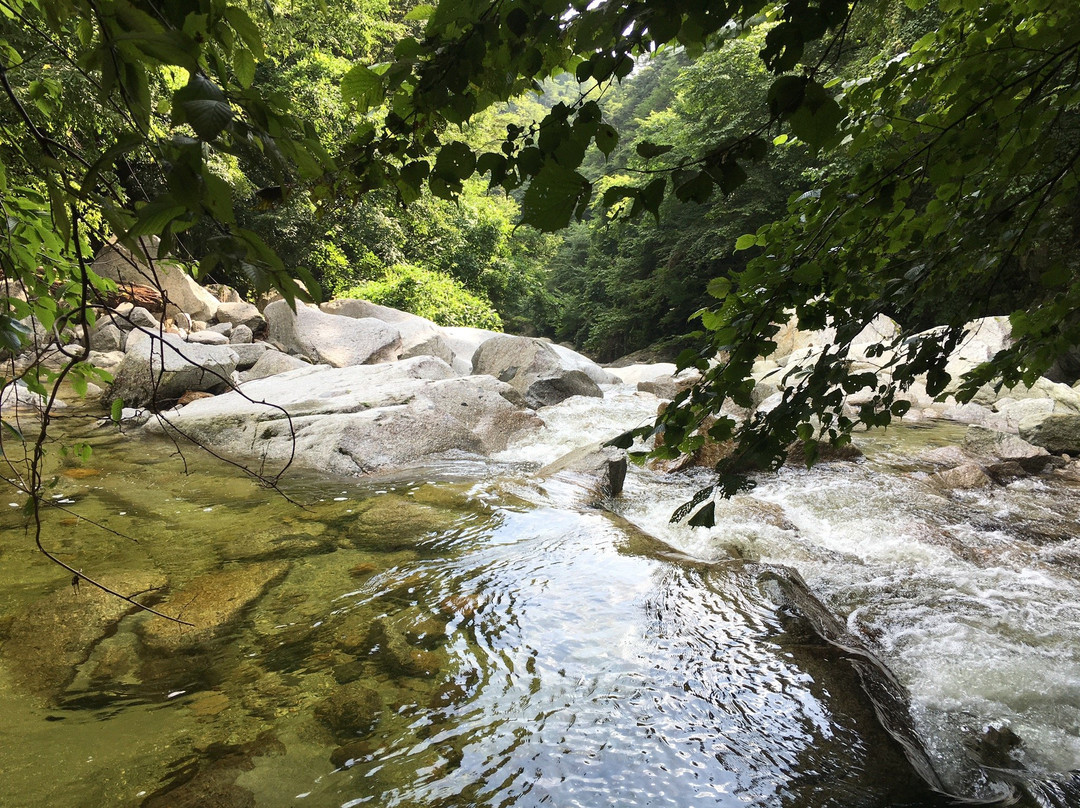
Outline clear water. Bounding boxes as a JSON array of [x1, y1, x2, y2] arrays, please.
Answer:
[[1, 390, 1077, 806]]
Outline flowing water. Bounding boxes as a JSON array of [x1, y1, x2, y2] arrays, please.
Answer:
[[1, 387, 1078, 806]]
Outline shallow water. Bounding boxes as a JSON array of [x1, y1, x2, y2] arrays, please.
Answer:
[[1, 391, 1078, 806]]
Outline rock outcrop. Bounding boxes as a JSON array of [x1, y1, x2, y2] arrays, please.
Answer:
[[264, 300, 402, 367], [143, 356, 543, 475], [472, 334, 603, 408]]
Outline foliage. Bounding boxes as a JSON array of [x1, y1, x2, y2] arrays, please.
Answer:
[[3, 0, 1078, 537], [338, 263, 503, 329], [644, 0, 1080, 508]]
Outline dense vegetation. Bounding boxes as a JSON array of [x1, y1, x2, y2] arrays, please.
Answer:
[[3, 0, 1079, 518]]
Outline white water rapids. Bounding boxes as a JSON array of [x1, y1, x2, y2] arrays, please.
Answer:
[[497, 384, 1080, 796]]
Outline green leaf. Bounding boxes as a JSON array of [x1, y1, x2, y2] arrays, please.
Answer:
[[594, 124, 618, 157], [520, 163, 589, 232], [223, 6, 265, 59], [636, 141, 674, 160], [674, 171, 713, 204], [234, 48, 255, 88], [404, 3, 435, 21], [110, 398, 124, 423], [0, 315, 31, 353], [706, 277, 731, 299], [687, 501, 716, 528], [434, 141, 476, 181], [734, 234, 757, 251], [341, 64, 384, 112], [173, 75, 233, 141], [127, 201, 186, 238]]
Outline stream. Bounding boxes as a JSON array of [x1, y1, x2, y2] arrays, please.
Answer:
[[1, 386, 1078, 806]]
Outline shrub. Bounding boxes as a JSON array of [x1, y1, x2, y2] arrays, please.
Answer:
[[338, 264, 503, 330]]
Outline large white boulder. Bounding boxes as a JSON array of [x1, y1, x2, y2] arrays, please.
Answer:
[[106, 333, 238, 408], [607, 363, 678, 385], [320, 299, 456, 365], [472, 335, 603, 408], [264, 301, 402, 367], [145, 356, 542, 475]]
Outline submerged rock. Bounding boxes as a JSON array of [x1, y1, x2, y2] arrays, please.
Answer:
[[139, 562, 288, 650], [314, 681, 382, 737], [0, 570, 166, 700]]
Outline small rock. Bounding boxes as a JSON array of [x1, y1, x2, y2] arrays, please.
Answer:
[[237, 350, 311, 383], [90, 322, 124, 352], [314, 681, 382, 737], [126, 306, 159, 330], [216, 302, 265, 333], [188, 330, 230, 345], [931, 463, 995, 490], [229, 324, 254, 344]]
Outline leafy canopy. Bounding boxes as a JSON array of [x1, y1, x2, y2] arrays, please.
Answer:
[[3, 0, 1078, 524]]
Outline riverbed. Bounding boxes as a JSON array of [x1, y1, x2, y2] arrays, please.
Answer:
[[1, 388, 1077, 806]]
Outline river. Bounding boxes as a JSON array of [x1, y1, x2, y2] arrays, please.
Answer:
[[0, 386, 1077, 806]]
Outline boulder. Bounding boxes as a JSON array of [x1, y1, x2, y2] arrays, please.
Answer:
[[139, 562, 289, 650], [539, 443, 627, 498], [440, 325, 502, 370], [962, 425, 1049, 464], [187, 330, 230, 345], [229, 341, 269, 370], [89, 322, 124, 353], [264, 301, 401, 367], [238, 349, 311, 382], [637, 370, 702, 401], [229, 324, 254, 345], [92, 239, 218, 322], [321, 298, 456, 365], [216, 301, 265, 332], [87, 349, 125, 374], [106, 333, 239, 408], [144, 356, 543, 475], [206, 283, 242, 303], [126, 306, 159, 331], [993, 397, 1055, 430], [472, 334, 603, 408], [607, 362, 678, 385], [1018, 413, 1080, 454], [939, 316, 1012, 386], [547, 342, 620, 385], [931, 463, 995, 490], [1, 381, 65, 416]]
